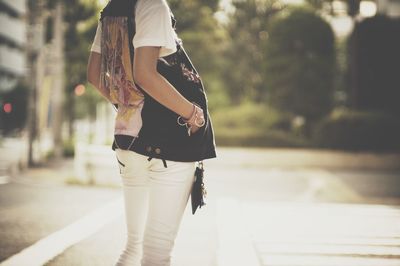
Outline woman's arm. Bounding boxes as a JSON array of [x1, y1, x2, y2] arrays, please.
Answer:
[[134, 46, 199, 125], [87, 46, 201, 133], [87, 51, 113, 102]]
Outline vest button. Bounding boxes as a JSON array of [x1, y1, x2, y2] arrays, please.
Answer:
[[155, 148, 161, 154], [146, 146, 152, 152]]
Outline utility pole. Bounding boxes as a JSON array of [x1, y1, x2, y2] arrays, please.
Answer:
[[51, 2, 65, 159], [26, 0, 45, 166]]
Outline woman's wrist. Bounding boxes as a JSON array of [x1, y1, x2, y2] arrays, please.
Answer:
[[177, 102, 206, 129], [183, 102, 205, 127], [182, 102, 195, 121]]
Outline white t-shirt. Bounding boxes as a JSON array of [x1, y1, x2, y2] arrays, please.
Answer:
[[90, 0, 178, 57]]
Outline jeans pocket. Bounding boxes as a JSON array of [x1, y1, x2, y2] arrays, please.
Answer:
[[115, 149, 126, 174]]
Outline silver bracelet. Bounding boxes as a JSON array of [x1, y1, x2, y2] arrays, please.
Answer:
[[177, 103, 205, 129]]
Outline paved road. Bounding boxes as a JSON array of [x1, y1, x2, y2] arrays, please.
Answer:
[[0, 181, 120, 264], [1, 147, 400, 266]]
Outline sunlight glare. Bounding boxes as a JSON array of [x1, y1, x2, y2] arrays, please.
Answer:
[[360, 1, 377, 17]]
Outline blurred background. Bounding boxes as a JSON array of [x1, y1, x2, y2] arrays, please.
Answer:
[[0, 0, 400, 165], [1, 0, 400, 167], [1, 0, 400, 265]]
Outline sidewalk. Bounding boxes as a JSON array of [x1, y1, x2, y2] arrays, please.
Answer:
[[39, 194, 400, 266], [215, 198, 400, 266], [2, 147, 400, 266]]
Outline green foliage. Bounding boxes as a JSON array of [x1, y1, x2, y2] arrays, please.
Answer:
[[215, 129, 310, 148], [74, 83, 103, 120], [45, 149, 55, 160], [61, 0, 101, 138], [313, 108, 400, 151], [333, 35, 349, 107], [304, 0, 325, 10], [63, 138, 75, 157], [212, 102, 309, 147], [263, 6, 336, 121], [64, 0, 99, 91], [223, 0, 285, 104], [168, 0, 220, 31], [212, 101, 284, 131]]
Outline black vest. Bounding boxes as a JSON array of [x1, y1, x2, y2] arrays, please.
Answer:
[[100, 0, 217, 163]]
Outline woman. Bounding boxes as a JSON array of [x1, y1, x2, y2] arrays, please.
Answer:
[[87, 0, 217, 265]]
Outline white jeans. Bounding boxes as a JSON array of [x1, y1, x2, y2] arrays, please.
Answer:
[[114, 149, 196, 266]]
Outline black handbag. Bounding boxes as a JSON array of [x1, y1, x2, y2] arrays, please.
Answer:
[[191, 161, 207, 215]]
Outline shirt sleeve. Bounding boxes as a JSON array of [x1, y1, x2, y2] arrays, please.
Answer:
[[90, 22, 102, 54], [133, 1, 177, 57]]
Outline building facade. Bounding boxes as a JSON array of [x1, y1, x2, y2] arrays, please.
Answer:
[[0, 0, 26, 92]]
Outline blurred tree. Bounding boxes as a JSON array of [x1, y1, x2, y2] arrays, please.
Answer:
[[263, 6, 336, 134], [62, 0, 100, 139], [347, 0, 360, 17], [222, 0, 285, 104], [168, 0, 220, 31], [305, 0, 326, 10], [75, 83, 101, 120], [167, 0, 230, 109], [313, 108, 400, 151], [348, 15, 400, 118], [302, 0, 360, 18]]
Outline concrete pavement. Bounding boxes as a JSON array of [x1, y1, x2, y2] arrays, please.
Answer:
[[1, 147, 400, 266]]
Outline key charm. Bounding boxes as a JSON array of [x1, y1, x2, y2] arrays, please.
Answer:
[[202, 183, 207, 197]]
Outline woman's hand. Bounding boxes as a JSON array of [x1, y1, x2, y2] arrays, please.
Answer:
[[182, 103, 205, 136], [189, 124, 200, 135]]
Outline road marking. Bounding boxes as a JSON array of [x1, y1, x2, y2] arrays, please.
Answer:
[[240, 201, 400, 266], [215, 198, 400, 266], [216, 197, 260, 266], [256, 242, 400, 256], [0, 197, 124, 266], [259, 254, 400, 266]]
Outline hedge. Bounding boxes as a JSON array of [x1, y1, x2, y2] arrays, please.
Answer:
[[313, 109, 400, 151]]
